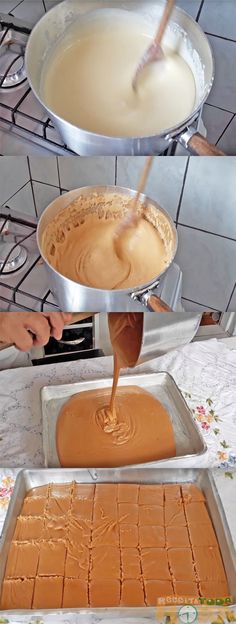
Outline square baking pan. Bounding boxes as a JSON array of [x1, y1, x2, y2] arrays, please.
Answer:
[[0, 467, 235, 615], [41, 371, 207, 468]]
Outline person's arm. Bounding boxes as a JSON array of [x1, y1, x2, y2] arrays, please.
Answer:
[[0, 312, 72, 352]]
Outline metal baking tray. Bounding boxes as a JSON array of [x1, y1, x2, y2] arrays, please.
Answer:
[[0, 467, 235, 616], [41, 372, 207, 469]]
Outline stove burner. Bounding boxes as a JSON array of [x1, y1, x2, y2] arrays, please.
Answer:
[[0, 25, 27, 88], [0, 242, 27, 273], [0, 48, 26, 88]]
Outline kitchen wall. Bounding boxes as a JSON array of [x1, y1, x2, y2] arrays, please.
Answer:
[[0, 155, 236, 312], [0, 0, 235, 154]]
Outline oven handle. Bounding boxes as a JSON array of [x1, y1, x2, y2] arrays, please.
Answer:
[[58, 337, 85, 346]]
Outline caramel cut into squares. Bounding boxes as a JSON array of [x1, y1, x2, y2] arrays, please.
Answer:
[[166, 525, 190, 548], [142, 548, 170, 580], [94, 484, 117, 502], [139, 485, 164, 506], [63, 579, 89, 607], [89, 579, 120, 607], [181, 484, 205, 503], [145, 580, 174, 605], [27, 485, 49, 498], [1, 578, 34, 610], [121, 580, 145, 606], [38, 540, 67, 576], [65, 542, 89, 579], [185, 502, 212, 525], [199, 580, 231, 599], [118, 503, 138, 525], [118, 484, 139, 503], [68, 515, 91, 544], [33, 576, 63, 608], [164, 484, 182, 501], [6, 542, 39, 578], [46, 496, 71, 516], [50, 483, 73, 497], [193, 546, 227, 582], [188, 522, 218, 547], [139, 504, 164, 526], [121, 548, 141, 579], [174, 581, 199, 597], [90, 546, 120, 579], [120, 524, 139, 548], [13, 516, 44, 540], [43, 515, 67, 540], [73, 483, 95, 500], [167, 548, 196, 581], [92, 518, 119, 546], [71, 498, 93, 520], [21, 497, 46, 516], [139, 525, 165, 548], [164, 501, 186, 526], [94, 500, 117, 523]]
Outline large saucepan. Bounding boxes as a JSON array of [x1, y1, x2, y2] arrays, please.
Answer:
[[37, 186, 178, 312], [25, 0, 222, 156]]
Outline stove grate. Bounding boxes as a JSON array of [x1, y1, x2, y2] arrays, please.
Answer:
[[0, 13, 183, 155], [0, 212, 58, 311]]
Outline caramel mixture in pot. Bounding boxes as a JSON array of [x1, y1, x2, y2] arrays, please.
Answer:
[[42, 192, 174, 291]]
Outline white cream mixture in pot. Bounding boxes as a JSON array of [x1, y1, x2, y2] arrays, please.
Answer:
[[41, 15, 196, 137]]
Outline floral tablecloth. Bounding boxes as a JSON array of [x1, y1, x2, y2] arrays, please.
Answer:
[[0, 338, 236, 469]]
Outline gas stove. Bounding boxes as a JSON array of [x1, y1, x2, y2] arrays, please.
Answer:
[[0, 209, 183, 312], [0, 12, 75, 155], [0, 12, 203, 156]]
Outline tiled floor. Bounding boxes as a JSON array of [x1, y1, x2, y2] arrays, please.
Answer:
[[0, 0, 236, 154], [0, 156, 235, 312]]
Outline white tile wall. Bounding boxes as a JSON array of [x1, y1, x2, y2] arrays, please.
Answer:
[[6, 182, 35, 216], [32, 181, 60, 217], [0, 155, 235, 311], [199, 0, 236, 41], [178, 157, 236, 239], [28, 157, 59, 186], [0, 0, 235, 154], [176, 0, 202, 20], [58, 157, 115, 190], [0, 156, 29, 204], [176, 225, 236, 310], [116, 157, 187, 221], [206, 35, 236, 113]]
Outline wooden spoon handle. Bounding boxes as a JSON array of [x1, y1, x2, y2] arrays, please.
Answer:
[[115, 156, 154, 236], [131, 155, 154, 213], [154, 0, 175, 46]]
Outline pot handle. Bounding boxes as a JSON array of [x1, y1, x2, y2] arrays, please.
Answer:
[[143, 294, 172, 312], [178, 128, 225, 156]]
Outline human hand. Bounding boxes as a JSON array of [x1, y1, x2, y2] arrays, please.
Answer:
[[0, 312, 72, 352]]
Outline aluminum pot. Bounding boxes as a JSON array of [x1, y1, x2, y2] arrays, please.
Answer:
[[98, 312, 202, 364], [37, 186, 178, 312], [25, 1, 222, 156]]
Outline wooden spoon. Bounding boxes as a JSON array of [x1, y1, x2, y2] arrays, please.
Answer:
[[115, 155, 154, 242], [132, 0, 175, 92]]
